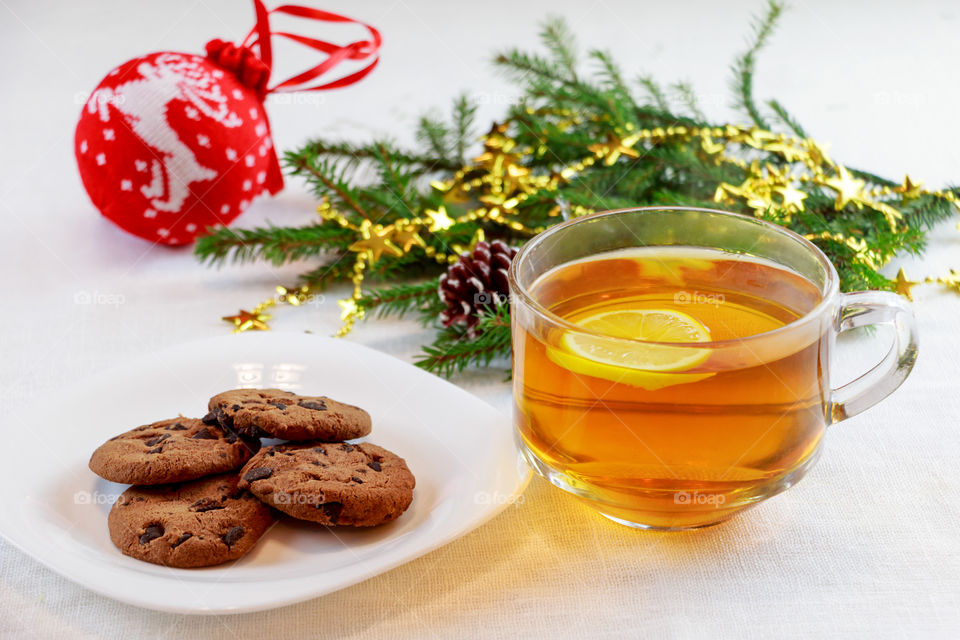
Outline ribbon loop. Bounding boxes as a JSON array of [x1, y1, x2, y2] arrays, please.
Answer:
[[206, 0, 381, 100]]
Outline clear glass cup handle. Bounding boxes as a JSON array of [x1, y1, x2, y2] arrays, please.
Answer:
[[829, 291, 918, 423]]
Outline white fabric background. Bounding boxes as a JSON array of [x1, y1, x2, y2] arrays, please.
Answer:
[[2, 0, 959, 637]]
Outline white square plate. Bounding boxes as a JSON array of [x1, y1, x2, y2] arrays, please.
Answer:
[[0, 333, 528, 614]]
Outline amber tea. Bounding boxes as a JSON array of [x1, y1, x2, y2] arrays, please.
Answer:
[[513, 247, 829, 529]]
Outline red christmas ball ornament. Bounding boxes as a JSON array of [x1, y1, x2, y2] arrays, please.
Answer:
[[75, 51, 281, 245], [74, 2, 381, 245]]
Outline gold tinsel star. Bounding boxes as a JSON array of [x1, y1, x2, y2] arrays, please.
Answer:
[[349, 221, 403, 263], [736, 126, 777, 149], [700, 132, 725, 155], [895, 174, 924, 200], [222, 309, 271, 332], [762, 141, 805, 163], [774, 185, 808, 211], [588, 133, 641, 165], [424, 206, 455, 232], [824, 165, 866, 210], [894, 268, 919, 300], [391, 221, 425, 252]]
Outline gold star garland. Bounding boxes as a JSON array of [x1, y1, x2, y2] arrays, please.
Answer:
[[223, 119, 959, 334]]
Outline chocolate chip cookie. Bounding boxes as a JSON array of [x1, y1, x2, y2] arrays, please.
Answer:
[[107, 473, 274, 568], [238, 441, 415, 526], [208, 389, 372, 441], [90, 417, 259, 485]]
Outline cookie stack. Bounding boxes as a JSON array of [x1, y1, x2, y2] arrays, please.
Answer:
[[89, 388, 415, 568]]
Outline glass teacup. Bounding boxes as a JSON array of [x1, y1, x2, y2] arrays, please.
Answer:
[[509, 207, 917, 530]]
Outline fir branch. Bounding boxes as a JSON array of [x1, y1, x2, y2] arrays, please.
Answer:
[[363, 143, 420, 219], [673, 81, 706, 121], [767, 98, 807, 137], [589, 49, 630, 99], [194, 223, 354, 266], [356, 279, 442, 320], [540, 17, 579, 82], [296, 158, 371, 220], [731, 0, 785, 128], [285, 143, 461, 176], [637, 75, 669, 112], [416, 114, 451, 160], [415, 304, 512, 377], [452, 93, 478, 163], [494, 49, 579, 89]]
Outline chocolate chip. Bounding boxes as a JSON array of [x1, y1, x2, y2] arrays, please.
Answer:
[[171, 533, 192, 548], [351, 476, 364, 484], [313, 446, 327, 455], [269, 402, 287, 411], [311, 461, 327, 467], [298, 400, 327, 411], [201, 412, 218, 425], [222, 526, 244, 546], [166, 422, 189, 431], [139, 524, 164, 544], [367, 461, 382, 472], [224, 431, 238, 444], [265, 450, 276, 457], [339, 444, 355, 452], [146, 446, 163, 454], [214, 408, 234, 429], [145, 433, 170, 447], [231, 404, 242, 411], [319, 502, 342, 524], [243, 467, 273, 482], [191, 427, 218, 440], [189, 498, 225, 512]]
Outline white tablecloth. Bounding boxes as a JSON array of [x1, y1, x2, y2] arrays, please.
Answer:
[[2, 0, 959, 637]]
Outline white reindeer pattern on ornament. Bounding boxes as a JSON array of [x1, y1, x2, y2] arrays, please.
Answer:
[[87, 53, 243, 213]]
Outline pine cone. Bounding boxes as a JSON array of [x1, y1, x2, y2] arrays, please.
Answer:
[[438, 240, 518, 335]]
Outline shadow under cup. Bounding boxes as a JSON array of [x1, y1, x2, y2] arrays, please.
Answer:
[[508, 207, 917, 530]]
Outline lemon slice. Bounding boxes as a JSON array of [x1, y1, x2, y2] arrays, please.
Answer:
[[547, 309, 715, 391]]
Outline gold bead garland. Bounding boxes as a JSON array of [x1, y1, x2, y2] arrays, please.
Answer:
[[223, 119, 958, 334]]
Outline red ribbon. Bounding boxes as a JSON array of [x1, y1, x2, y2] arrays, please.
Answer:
[[205, 0, 381, 100]]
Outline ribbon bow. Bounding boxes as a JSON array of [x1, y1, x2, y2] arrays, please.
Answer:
[[205, 0, 381, 101]]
